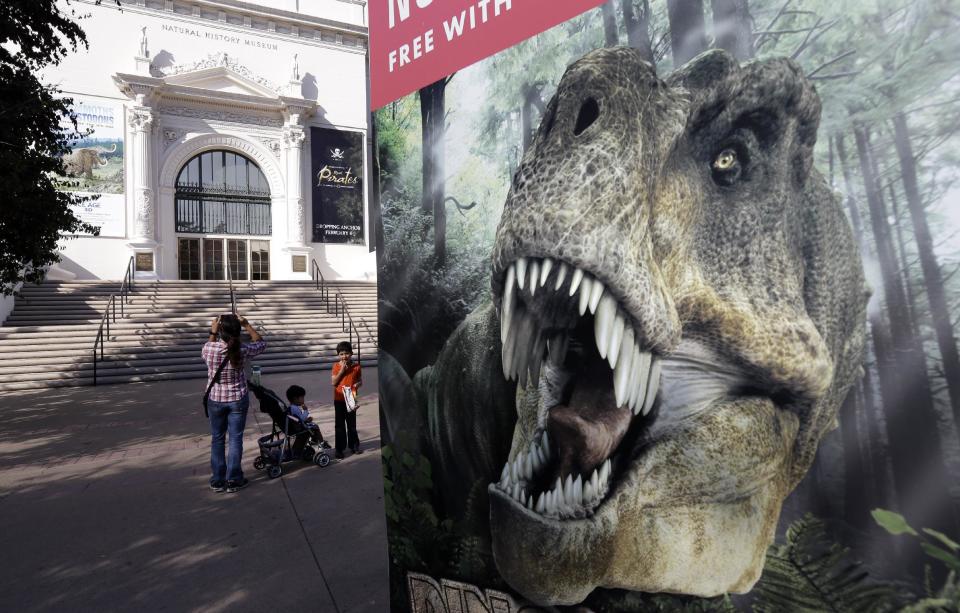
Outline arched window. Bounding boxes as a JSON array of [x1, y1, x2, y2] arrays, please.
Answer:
[[174, 150, 271, 236]]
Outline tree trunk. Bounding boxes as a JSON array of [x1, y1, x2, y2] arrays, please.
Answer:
[[836, 133, 891, 510], [419, 79, 447, 265], [839, 386, 869, 527], [370, 112, 384, 255], [621, 0, 655, 63], [667, 0, 708, 66], [892, 111, 960, 445], [601, 1, 619, 46], [711, 0, 754, 61], [887, 183, 921, 339], [853, 123, 956, 535], [858, 368, 890, 508], [520, 84, 545, 154]]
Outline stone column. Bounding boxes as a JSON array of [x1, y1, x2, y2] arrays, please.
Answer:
[[283, 124, 307, 246], [129, 106, 155, 243]]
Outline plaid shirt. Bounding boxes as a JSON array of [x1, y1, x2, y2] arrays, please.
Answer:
[[202, 340, 267, 402]]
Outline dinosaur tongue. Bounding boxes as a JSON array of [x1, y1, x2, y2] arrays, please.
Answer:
[[546, 354, 632, 479]]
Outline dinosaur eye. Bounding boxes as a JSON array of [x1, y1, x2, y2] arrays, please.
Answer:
[[711, 148, 742, 186]]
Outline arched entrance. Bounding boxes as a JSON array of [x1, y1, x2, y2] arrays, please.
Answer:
[[174, 150, 272, 280]]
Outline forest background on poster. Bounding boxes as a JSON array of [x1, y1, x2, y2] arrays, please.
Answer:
[[375, 0, 960, 610]]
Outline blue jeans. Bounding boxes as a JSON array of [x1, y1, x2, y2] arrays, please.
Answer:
[[208, 394, 249, 484]]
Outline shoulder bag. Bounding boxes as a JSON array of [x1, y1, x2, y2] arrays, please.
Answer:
[[203, 356, 230, 418]]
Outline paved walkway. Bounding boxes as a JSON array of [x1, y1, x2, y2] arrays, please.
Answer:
[[0, 369, 388, 613]]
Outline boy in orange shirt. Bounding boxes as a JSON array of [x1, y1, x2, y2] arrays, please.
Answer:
[[331, 341, 362, 459]]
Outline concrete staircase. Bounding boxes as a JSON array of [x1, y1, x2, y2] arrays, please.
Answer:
[[0, 280, 378, 392]]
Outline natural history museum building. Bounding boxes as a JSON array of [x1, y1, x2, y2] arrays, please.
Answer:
[[47, 0, 373, 284]]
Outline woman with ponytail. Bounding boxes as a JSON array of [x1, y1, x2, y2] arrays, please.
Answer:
[[202, 313, 266, 493]]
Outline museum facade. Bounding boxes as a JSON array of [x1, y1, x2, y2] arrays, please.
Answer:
[[48, 0, 374, 283]]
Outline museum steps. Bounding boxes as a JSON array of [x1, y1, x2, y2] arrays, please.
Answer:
[[0, 280, 378, 391]]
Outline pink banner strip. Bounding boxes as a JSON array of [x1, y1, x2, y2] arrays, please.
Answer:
[[369, 0, 606, 109]]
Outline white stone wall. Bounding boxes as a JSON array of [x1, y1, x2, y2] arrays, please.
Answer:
[[45, 0, 376, 282]]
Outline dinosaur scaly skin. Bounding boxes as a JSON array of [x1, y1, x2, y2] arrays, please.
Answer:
[[416, 48, 867, 606]]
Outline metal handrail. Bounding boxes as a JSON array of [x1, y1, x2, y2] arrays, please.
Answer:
[[92, 294, 118, 386], [335, 292, 362, 362], [118, 256, 135, 317], [312, 259, 363, 361], [310, 258, 331, 312], [92, 256, 136, 385]]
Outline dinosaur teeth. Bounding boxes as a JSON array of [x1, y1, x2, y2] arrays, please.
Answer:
[[496, 258, 666, 518], [569, 268, 584, 296], [554, 262, 568, 290], [594, 293, 616, 359], [500, 265, 516, 344], [643, 357, 661, 416], [540, 258, 553, 287], [614, 326, 635, 408], [528, 260, 540, 296], [500, 255, 663, 409], [502, 460, 613, 520]]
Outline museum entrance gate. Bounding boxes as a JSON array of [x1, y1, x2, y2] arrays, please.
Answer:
[[174, 149, 272, 281], [177, 238, 270, 281]]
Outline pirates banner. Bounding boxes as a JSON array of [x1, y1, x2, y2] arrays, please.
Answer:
[[311, 127, 364, 244]]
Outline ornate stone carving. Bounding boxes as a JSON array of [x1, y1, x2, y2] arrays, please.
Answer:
[[128, 108, 154, 131], [293, 197, 305, 241], [161, 52, 281, 93], [161, 106, 283, 128], [160, 134, 283, 195], [259, 138, 282, 159], [135, 189, 154, 238], [163, 129, 181, 145], [282, 126, 305, 149]]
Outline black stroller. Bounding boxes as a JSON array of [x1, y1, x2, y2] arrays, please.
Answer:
[[249, 382, 331, 478]]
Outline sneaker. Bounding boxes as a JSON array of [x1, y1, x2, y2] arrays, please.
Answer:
[[335, 450, 344, 460], [210, 480, 226, 493], [320, 441, 332, 450], [225, 478, 249, 493], [352, 447, 364, 454]]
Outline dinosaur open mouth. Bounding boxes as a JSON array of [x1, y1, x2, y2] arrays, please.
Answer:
[[493, 256, 662, 519]]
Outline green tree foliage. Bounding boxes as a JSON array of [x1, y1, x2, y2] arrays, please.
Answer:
[[0, 0, 120, 295], [752, 514, 897, 612], [874, 508, 960, 611]]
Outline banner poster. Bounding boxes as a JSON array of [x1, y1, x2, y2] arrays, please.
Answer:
[[374, 2, 960, 612], [311, 127, 365, 245], [56, 95, 126, 237]]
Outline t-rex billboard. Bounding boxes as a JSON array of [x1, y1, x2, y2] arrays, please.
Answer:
[[376, 4, 960, 611]]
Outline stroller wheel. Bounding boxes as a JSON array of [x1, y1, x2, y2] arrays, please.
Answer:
[[268, 465, 282, 479], [253, 457, 266, 470], [315, 453, 330, 467]]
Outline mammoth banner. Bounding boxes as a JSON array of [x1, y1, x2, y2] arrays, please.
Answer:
[[57, 95, 126, 237], [375, 2, 960, 612], [310, 127, 365, 245]]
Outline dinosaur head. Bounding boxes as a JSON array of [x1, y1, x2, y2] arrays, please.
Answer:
[[488, 48, 867, 605]]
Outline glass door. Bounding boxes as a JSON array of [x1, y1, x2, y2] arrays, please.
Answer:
[[178, 238, 201, 280], [250, 240, 270, 280], [203, 239, 224, 280], [227, 239, 248, 280], [178, 238, 263, 280]]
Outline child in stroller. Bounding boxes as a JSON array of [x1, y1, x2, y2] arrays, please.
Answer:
[[249, 381, 331, 478], [285, 385, 331, 456]]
